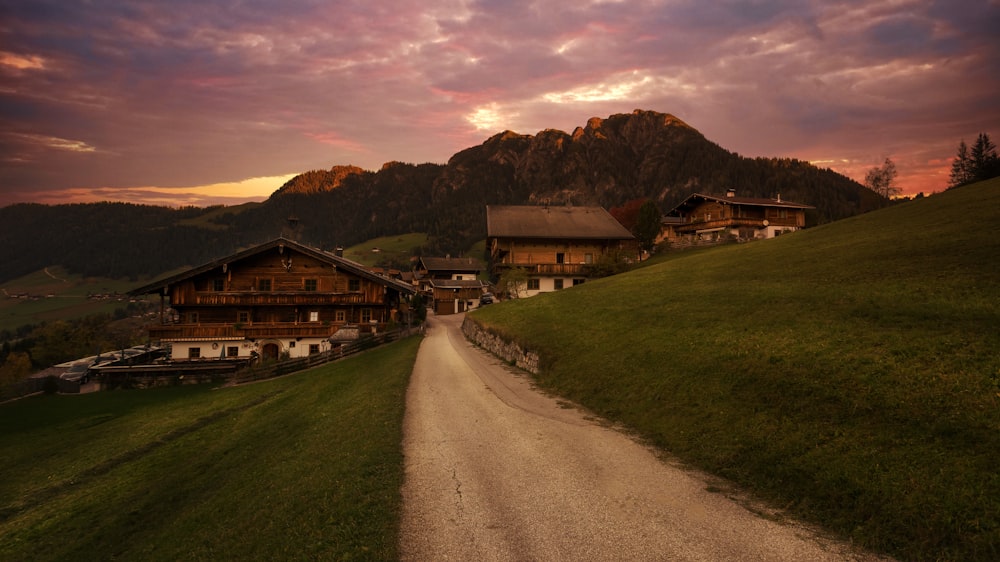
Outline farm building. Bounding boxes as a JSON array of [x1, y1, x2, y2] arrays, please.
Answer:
[[130, 237, 416, 361]]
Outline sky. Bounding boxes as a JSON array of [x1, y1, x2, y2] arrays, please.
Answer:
[[1, 0, 998, 208]]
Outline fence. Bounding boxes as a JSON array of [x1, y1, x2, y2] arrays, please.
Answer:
[[228, 326, 422, 385]]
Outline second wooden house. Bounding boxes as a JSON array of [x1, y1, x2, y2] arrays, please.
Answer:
[[661, 191, 814, 244], [487, 205, 637, 297]]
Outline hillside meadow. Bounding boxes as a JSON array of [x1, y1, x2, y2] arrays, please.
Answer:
[[0, 267, 159, 333], [0, 337, 420, 561], [470, 178, 1000, 561]]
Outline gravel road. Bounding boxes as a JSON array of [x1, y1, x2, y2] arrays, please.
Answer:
[[400, 313, 889, 561]]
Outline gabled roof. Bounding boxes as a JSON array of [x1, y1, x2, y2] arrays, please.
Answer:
[[129, 237, 416, 296], [667, 193, 814, 216], [419, 256, 484, 273], [428, 279, 487, 290], [486, 205, 634, 240]]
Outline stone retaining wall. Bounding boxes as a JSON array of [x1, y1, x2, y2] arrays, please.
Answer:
[[461, 317, 540, 374]]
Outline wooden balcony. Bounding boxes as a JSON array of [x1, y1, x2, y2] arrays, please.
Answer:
[[148, 322, 341, 341], [674, 217, 799, 233], [190, 292, 369, 306], [493, 262, 591, 276]]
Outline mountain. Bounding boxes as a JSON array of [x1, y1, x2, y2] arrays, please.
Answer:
[[0, 110, 884, 284]]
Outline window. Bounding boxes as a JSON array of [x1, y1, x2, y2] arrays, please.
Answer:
[[289, 341, 296, 348], [554, 279, 564, 290], [258, 278, 271, 291], [584, 253, 593, 264], [304, 279, 317, 291], [335, 310, 346, 322], [187, 312, 199, 324], [348, 279, 360, 292], [309, 344, 320, 355], [573, 279, 585, 286], [309, 311, 319, 322], [556, 252, 565, 264], [361, 308, 372, 323], [237, 311, 249, 323], [188, 347, 201, 359], [226, 346, 239, 358], [212, 279, 225, 291], [527, 279, 540, 291]]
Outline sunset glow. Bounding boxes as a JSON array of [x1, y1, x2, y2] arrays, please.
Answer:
[[0, 1, 997, 207]]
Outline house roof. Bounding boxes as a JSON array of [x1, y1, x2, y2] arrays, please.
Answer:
[[486, 205, 634, 240], [419, 256, 484, 273], [428, 279, 487, 290], [129, 237, 417, 296], [667, 192, 815, 216]]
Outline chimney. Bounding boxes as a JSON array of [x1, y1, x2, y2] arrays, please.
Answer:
[[334, 246, 344, 257], [283, 215, 301, 240], [776, 193, 782, 203], [726, 189, 736, 198]]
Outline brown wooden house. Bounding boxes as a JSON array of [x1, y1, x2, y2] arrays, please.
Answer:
[[130, 237, 416, 361], [416, 256, 485, 292], [428, 279, 488, 315], [487, 205, 637, 297], [661, 191, 814, 244]]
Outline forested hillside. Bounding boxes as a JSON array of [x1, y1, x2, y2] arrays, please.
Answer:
[[0, 110, 885, 284]]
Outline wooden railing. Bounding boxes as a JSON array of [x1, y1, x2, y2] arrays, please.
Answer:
[[229, 326, 423, 384], [149, 322, 352, 340], [674, 216, 801, 233], [192, 292, 369, 306], [493, 263, 591, 276]]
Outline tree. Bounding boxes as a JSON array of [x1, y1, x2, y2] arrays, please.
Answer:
[[949, 140, 973, 188], [634, 201, 662, 255], [497, 268, 528, 299], [949, 133, 999, 189], [0, 352, 32, 386], [864, 158, 900, 199]]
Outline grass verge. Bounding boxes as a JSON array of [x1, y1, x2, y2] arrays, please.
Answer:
[[0, 335, 421, 561], [470, 179, 1000, 561]]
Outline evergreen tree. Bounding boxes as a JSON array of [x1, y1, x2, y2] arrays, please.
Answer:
[[970, 133, 999, 182], [949, 141, 973, 188], [949, 133, 999, 189]]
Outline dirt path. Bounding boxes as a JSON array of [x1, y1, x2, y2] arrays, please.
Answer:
[[400, 313, 889, 561]]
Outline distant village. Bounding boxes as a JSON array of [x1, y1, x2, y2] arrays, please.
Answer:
[[27, 192, 812, 394]]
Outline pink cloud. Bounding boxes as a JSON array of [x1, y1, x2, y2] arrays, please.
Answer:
[[0, 0, 996, 207]]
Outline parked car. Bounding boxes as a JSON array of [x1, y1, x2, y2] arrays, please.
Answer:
[[480, 293, 494, 305]]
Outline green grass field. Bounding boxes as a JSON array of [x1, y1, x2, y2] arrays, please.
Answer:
[[0, 336, 420, 561], [343, 233, 428, 266], [0, 267, 160, 332], [470, 179, 1000, 561]]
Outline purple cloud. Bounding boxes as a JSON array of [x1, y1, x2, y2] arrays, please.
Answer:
[[0, 0, 998, 206]]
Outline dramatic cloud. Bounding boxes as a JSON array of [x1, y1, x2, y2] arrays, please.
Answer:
[[1, 0, 997, 206]]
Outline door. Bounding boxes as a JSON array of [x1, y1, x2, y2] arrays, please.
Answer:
[[262, 343, 280, 360]]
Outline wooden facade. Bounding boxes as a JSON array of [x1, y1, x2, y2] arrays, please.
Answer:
[[486, 205, 637, 297], [661, 192, 814, 244], [429, 279, 488, 315], [416, 256, 485, 293], [130, 238, 416, 361]]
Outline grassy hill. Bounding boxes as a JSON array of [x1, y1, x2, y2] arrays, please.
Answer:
[[0, 337, 420, 560], [0, 267, 159, 332], [342, 233, 428, 267], [470, 178, 1000, 561]]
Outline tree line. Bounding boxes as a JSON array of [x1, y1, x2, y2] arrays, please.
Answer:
[[863, 132, 998, 199]]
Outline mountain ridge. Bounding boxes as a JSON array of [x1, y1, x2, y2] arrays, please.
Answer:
[[0, 109, 884, 283]]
